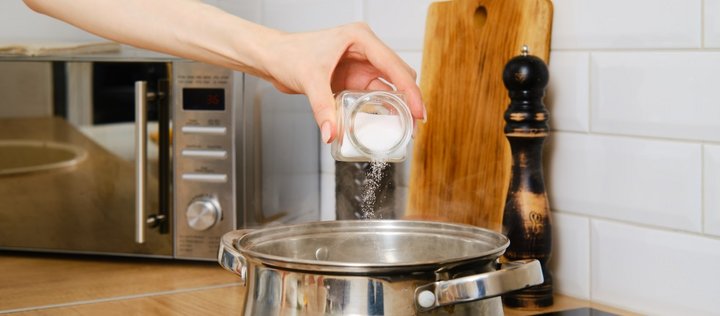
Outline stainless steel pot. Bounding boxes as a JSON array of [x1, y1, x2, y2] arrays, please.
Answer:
[[218, 220, 542, 315]]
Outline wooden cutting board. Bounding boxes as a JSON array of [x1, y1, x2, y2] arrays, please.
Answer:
[[406, 0, 553, 231]]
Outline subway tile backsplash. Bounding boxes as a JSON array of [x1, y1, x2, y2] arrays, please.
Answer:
[[591, 220, 720, 315], [591, 52, 720, 142], [551, 0, 702, 49], [365, 0, 435, 51], [704, 145, 720, 236], [546, 52, 590, 132], [261, 0, 363, 32], [706, 0, 720, 48], [550, 212, 590, 300], [547, 132, 702, 232]]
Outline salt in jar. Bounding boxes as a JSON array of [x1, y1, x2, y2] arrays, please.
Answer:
[[331, 90, 413, 162]]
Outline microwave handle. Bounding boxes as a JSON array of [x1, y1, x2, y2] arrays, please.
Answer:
[[134, 81, 148, 244]]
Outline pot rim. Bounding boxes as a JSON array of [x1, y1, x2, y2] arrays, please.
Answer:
[[231, 220, 510, 274]]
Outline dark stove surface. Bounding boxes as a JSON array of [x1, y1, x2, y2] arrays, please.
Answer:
[[534, 307, 619, 316]]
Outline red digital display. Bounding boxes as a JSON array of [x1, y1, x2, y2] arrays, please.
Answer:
[[183, 88, 225, 111]]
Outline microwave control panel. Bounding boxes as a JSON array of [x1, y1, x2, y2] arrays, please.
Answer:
[[172, 61, 239, 260]]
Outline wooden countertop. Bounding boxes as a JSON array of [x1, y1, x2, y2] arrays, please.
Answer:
[[0, 252, 633, 315]]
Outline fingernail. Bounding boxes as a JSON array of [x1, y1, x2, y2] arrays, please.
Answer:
[[422, 105, 427, 124], [321, 121, 332, 144]]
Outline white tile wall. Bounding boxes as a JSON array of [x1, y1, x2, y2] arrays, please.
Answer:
[[704, 145, 720, 236], [591, 220, 720, 315], [706, 0, 720, 47], [547, 132, 702, 232], [546, 52, 590, 132], [257, 85, 321, 218], [261, 0, 363, 32], [0, 1, 101, 42], [591, 52, 720, 142], [320, 173, 337, 221], [212, 0, 262, 22], [397, 51, 423, 83], [551, 0, 702, 49], [364, 0, 435, 51], [550, 212, 590, 300]]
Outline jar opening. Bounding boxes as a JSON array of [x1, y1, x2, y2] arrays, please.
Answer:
[[347, 92, 412, 160]]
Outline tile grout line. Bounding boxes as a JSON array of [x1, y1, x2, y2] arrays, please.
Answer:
[[0, 282, 243, 314], [587, 217, 593, 302], [552, 209, 720, 241], [586, 52, 593, 133], [701, 145, 706, 233], [550, 129, 715, 146], [550, 47, 720, 52], [702, 0, 706, 49]]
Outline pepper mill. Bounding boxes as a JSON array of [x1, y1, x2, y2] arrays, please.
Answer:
[[501, 45, 553, 308]]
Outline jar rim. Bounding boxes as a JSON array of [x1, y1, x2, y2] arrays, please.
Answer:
[[346, 91, 412, 159]]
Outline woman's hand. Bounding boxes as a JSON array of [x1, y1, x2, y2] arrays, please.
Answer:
[[259, 23, 425, 143], [22, 0, 424, 143]]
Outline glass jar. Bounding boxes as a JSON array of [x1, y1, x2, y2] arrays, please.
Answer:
[[331, 90, 413, 162]]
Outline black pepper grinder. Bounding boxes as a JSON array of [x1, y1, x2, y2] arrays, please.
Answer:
[[501, 45, 553, 308]]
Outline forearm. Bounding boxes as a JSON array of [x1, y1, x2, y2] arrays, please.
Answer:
[[23, 0, 279, 80]]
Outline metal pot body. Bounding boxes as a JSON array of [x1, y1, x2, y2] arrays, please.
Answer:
[[239, 259, 503, 315], [219, 220, 543, 316]]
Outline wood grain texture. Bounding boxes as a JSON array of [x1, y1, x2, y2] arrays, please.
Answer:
[[11, 285, 247, 316], [0, 253, 239, 312], [407, 0, 552, 231], [0, 254, 634, 315]]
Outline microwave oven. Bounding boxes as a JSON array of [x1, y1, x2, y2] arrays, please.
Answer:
[[0, 48, 320, 260]]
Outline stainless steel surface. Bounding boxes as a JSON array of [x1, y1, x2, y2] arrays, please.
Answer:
[[180, 125, 227, 135], [186, 197, 221, 231], [414, 259, 543, 312], [173, 61, 238, 260], [134, 81, 148, 244], [230, 220, 507, 273], [218, 229, 251, 285], [0, 140, 87, 175], [0, 117, 172, 256], [0, 55, 321, 260], [218, 220, 543, 315]]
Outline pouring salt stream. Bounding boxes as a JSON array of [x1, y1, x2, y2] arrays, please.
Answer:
[[217, 50, 546, 316], [331, 90, 413, 219]]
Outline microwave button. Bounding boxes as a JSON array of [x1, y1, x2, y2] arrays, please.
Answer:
[[186, 197, 221, 231], [181, 149, 227, 159], [181, 173, 228, 183], [181, 126, 227, 135]]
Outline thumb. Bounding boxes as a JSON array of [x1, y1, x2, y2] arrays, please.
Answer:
[[305, 82, 337, 144]]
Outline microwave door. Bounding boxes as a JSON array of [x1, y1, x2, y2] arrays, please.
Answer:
[[0, 61, 172, 257]]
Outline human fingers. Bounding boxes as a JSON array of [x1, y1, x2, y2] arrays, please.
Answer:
[[304, 76, 337, 144], [345, 24, 424, 121], [365, 77, 396, 91]]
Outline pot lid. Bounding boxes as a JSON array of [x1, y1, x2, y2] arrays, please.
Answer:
[[232, 220, 509, 274]]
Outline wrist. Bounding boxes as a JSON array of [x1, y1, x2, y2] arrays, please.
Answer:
[[243, 26, 285, 81]]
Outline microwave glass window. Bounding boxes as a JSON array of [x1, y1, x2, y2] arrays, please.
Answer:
[[183, 88, 225, 111]]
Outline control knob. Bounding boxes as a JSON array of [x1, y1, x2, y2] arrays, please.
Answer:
[[186, 196, 221, 231]]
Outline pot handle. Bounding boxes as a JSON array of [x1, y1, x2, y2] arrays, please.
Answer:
[[217, 229, 253, 286], [414, 259, 543, 312]]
